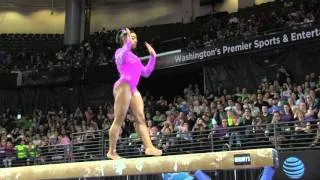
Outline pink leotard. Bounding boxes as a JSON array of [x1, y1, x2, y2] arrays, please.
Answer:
[[113, 40, 156, 94]]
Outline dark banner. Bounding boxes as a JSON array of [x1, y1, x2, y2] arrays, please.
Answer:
[[0, 72, 18, 88], [152, 25, 320, 69], [21, 69, 71, 86], [275, 150, 320, 180], [204, 39, 320, 94]]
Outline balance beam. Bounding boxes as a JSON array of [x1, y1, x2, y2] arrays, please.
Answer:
[[0, 148, 278, 180]]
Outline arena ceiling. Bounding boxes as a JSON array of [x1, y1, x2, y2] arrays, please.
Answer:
[[0, 0, 147, 8]]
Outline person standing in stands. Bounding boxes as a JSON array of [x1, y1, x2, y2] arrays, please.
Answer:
[[15, 139, 29, 166], [0, 140, 5, 167], [3, 141, 13, 167], [28, 141, 39, 165], [107, 28, 162, 160]]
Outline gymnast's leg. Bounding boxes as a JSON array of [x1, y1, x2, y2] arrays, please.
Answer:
[[107, 83, 132, 160], [130, 90, 162, 156]]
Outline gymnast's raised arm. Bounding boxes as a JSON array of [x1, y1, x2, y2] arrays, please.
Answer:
[[115, 28, 133, 65], [141, 42, 156, 77]]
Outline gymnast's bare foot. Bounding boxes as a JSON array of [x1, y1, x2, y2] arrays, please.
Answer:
[[107, 152, 123, 160], [145, 147, 162, 156]]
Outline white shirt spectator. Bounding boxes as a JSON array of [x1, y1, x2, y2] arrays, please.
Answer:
[[56, 50, 65, 60], [229, 16, 239, 24], [284, 0, 293, 8], [304, 13, 315, 23]]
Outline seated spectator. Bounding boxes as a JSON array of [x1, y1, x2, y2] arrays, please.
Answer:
[[19, 116, 32, 130], [211, 119, 229, 138], [0, 139, 5, 167], [161, 121, 173, 135], [174, 112, 186, 129], [227, 109, 252, 148], [96, 109, 106, 126], [261, 105, 272, 124], [102, 119, 111, 131], [149, 126, 159, 141], [147, 120, 153, 131], [304, 12, 315, 24], [97, 53, 108, 65], [209, 119, 230, 150], [73, 107, 84, 121], [192, 118, 207, 132], [238, 109, 253, 126], [32, 134, 41, 147], [152, 110, 162, 124], [287, 97, 297, 113], [254, 93, 268, 111], [268, 98, 281, 114], [85, 125, 96, 140], [176, 122, 192, 140], [246, 116, 269, 148], [311, 121, 320, 147], [280, 103, 294, 122], [251, 116, 264, 135], [3, 140, 13, 167], [281, 84, 292, 100], [213, 103, 226, 124], [226, 110, 238, 127], [181, 101, 191, 114], [176, 121, 193, 153], [60, 131, 72, 162], [185, 111, 196, 128], [129, 123, 140, 145], [305, 106, 316, 122], [225, 99, 235, 112], [27, 141, 39, 165], [233, 102, 243, 117], [294, 110, 311, 134], [240, 88, 250, 101], [267, 111, 284, 149], [283, 0, 294, 10], [85, 106, 94, 122], [239, 108, 254, 143], [158, 126, 175, 153], [55, 50, 65, 61], [292, 109, 314, 147], [106, 107, 114, 121]]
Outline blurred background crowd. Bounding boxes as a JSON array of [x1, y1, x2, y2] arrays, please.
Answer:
[[1, 68, 320, 167], [0, 0, 319, 73], [0, 0, 319, 169]]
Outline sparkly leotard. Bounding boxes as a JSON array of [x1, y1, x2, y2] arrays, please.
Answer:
[[113, 40, 156, 94]]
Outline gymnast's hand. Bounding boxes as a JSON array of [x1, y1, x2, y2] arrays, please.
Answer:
[[125, 28, 130, 33], [125, 28, 132, 43], [145, 42, 156, 57]]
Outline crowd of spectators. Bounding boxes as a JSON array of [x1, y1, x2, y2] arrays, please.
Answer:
[[0, 0, 320, 168], [0, 0, 319, 74], [188, 0, 320, 49], [1, 65, 320, 167]]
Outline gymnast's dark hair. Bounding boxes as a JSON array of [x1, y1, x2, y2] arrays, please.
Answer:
[[116, 28, 134, 46], [116, 29, 126, 46]]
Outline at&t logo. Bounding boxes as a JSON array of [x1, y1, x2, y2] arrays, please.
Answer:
[[282, 157, 305, 179]]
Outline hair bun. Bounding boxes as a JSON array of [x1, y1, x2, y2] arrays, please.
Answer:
[[116, 29, 127, 45]]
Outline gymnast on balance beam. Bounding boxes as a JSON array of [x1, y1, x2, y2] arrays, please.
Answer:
[[107, 28, 162, 160]]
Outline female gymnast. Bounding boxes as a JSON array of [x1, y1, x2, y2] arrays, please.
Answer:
[[107, 28, 162, 160]]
